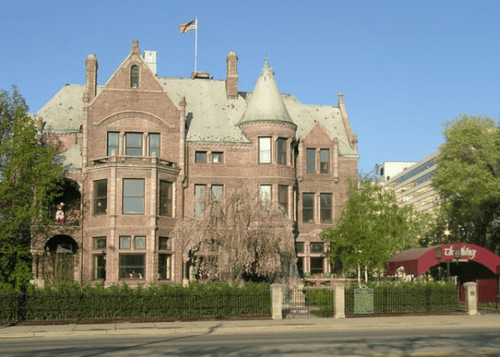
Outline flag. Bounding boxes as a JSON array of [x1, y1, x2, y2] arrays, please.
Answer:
[[179, 19, 197, 34]]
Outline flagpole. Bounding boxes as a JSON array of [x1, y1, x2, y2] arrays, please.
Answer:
[[194, 16, 198, 73]]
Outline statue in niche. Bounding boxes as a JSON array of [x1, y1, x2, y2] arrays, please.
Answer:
[[54, 202, 65, 224]]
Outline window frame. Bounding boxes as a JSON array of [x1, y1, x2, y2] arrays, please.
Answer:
[[107, 132, 119, 156], [159, 180, 173, 217], [93, 237, 107, 250], [119, 254, 145, 280], [310, 242, 324, 253], [195, 151, 207, 164], [148, 133, 160, 157], [123, 178, 145, 215], [158, 254, 172, 280], [159, 237, 172, 251], [119, 236, 131, 250], [212, 152, 224, 164], [125, 132, 143, 156], [277, 138, 287, 165], [259, 184, 272, 204], [194, 184, 207, 217], [320, 193, 332, 223], [94, 179, 108, 215], [93, 254, 106, 280], [211, 184, 224, 203], [320, 149, 330, 174], [310, 257, 324, 275], [259, 137, 272, 164], [278, 185, 288, 215], [302, 193, 314, 223], [130, 65, 139, 88], [306, 148, 316, 173]]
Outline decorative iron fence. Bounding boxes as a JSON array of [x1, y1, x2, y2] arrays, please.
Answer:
[[0, 284, 271, 323]]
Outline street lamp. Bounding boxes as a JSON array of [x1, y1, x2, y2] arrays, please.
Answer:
[[434, 247, 442, 281]]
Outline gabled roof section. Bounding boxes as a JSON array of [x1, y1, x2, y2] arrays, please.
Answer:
[[238, 57, 294, 126]]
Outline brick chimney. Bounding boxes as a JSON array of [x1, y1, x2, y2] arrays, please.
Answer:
[[83, 54, 98, 103], [225, 51, 238, 99]]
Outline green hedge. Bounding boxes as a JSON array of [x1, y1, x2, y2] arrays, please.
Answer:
[[1, 282, 271, 322]]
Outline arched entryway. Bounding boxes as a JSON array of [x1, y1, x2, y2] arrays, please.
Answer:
[[38, 235, 79, 283], [386, 243, 500, 302]]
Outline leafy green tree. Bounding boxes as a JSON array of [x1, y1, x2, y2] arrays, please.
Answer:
[[0, 86, 64, 287], [432, 114, 500, 252], [320, 180, 431, 283]]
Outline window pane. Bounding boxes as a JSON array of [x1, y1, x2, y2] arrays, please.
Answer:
[[123, 179, 144, 214], [119, 236, 131, 249], [320, 149, 330, 173], [159, 181, 173, 216], [310, 257, 324, 274], [259, 137, 271, 163], [126, 133, 142, 156], [94, 180, 107, 215], [93, 255, 106, 280], [195, 151, 207, 163], [311, 242, 324, 253], [194, 184, 206, 216], [159, 237, 171, 250], [212, 152, 223, 163], [279, 185, 288, 215], [93, 237, 106, 250], [259, 185, 272, 202], [295, 242, 304, 253], [320, 193, 332, 223], [131, 65, 139, 87], [303, 193, 314, 223], [307, 148, 315, 173], [149, 133, 160, 157], [277, 138, 286, 165], [211, 185, 223, 202], [158, 254, 171, 280], [134, 236, 146, 249], [297, 257, 304, 278], [107, 132, 119, 156], [119, 254, 145, 279]]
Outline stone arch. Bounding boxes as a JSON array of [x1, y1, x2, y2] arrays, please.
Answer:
[[51, 178, 81, 225], [39, 235, 79, 283]]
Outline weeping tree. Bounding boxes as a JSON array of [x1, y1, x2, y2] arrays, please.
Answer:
[[172, 188, 296, 283], [0, 86, 64, 288]]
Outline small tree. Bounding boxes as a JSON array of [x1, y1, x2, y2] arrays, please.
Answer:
[[320, 180, 431, 283], [0, 86, 64, 286], [172, 188, 296, 283]]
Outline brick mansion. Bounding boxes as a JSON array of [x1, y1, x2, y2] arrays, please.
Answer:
[[32, 39, 358, 285]]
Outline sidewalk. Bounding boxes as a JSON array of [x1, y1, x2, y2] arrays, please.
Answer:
[[1, 313, 500, 339]]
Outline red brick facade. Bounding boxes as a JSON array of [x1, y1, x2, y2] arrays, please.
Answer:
[[33, 40, 358, 286]]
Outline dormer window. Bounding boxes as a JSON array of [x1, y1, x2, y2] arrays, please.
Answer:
[[130, 65, 139, 88]]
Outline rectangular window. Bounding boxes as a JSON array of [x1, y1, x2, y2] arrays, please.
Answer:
[[123, 179, 145, 214], [212, 152, 224, 164], [158, 254, 172, 280], [194, 184, 207, 216], [149, 133, 160, 157], [303, 193, 314, 223], [259, 185, 272, 203], [306, 148, 316, 173], [119, 236, 131, 249], [159, 181, 173, 216], [295, 242, 304, 254], [320, 149, 330, 174], [125, 133, 142, 156], [211, 184, 224, 203], [310, 257, 324, 275], [259, 137, 271, 163], [134, 236, 146, 249], [119, 254, 145, 279], [107, 132, 119, 156], [320, 193, 332, 223], [93, 237, 106, 250], [311, 242, 324, 253], [159, 237, 171, 250], [93, 254, 106, 280], [94, 180, 107, 215], [277, 138, 287, 165], [278, 185, 288, 215], [195, 151, 207, 163], [297, 257, 304, 278]]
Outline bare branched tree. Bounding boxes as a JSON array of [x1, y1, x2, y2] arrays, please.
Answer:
[[172, 188, 296, 283]]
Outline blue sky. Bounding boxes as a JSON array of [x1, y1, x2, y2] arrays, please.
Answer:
[[1, 0, 499, 173]]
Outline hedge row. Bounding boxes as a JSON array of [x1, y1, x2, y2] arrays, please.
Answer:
[[0, 282, 271, 323]]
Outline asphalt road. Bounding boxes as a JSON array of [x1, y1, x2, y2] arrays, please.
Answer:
[[2, 326, 500, 356]]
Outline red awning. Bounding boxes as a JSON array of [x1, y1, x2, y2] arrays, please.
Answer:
[[386, 243, 500, 276]]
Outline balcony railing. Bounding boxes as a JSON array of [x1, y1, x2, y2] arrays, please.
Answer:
[[91, 155, 177, 168]]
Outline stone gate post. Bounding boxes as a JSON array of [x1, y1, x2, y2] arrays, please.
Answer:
[[271, 283, 283, 320], [334, 282, 346, 319], [464, 282, 478, 316]]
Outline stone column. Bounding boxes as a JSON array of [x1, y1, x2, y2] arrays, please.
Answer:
[[464, 282, 478, 316], [271, 284, 283, 320], [334, 283, 346, 319]]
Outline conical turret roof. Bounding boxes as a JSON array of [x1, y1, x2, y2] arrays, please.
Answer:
[[239, 57, 294, 125]]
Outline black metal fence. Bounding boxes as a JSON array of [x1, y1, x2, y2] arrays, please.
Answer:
[[282, 286, 334, 318], [0, 285, 271, 324]]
